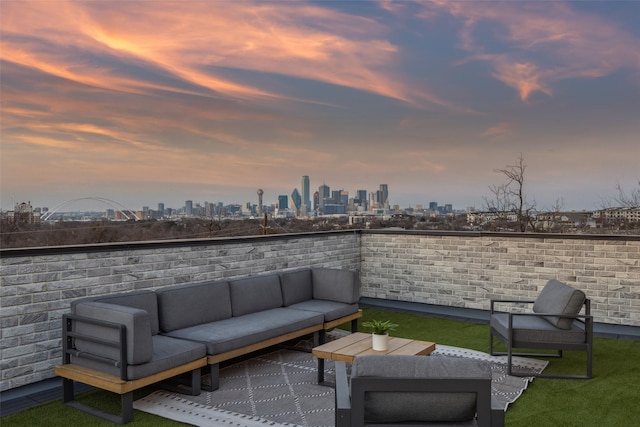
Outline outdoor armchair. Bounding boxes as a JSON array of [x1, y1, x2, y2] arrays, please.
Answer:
[[335, 354, 504, 427], [489, 279, 593, 379]]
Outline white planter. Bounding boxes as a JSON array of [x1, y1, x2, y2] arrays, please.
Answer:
[[371, 333, 389, 351]]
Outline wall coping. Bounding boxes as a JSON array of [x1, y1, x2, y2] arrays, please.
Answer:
[[2, 229, 638, 257]]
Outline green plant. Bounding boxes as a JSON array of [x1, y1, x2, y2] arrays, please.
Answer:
[[362, 319, 398, 335]]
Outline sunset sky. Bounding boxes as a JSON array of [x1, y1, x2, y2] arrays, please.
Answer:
[[1, 0, 639, 213]]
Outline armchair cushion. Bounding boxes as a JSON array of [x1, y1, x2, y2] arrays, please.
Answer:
[[533, 280, 586, 329], [351, 355, 491, 423]]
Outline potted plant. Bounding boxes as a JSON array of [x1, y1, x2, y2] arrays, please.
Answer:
[[362, 319, 398, 351]]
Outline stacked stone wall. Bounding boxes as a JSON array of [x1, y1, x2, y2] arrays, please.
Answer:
[[360, 232, 640, 327]]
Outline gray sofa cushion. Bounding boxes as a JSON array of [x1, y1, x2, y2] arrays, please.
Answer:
[[74, 301, 154, 365], [163, 307, 323, 355], [287, 300, 359, 322], [230, 274, 283, 317], [491, 313, 587, 346], [75, 290, 161, 335], [533, 280, 586, 329], [352, 355, 490, 423], [73, 334, 206, 380], [156, 281, 232, 332], [312, 268, 360, 304], [280, 269, 313, 306]]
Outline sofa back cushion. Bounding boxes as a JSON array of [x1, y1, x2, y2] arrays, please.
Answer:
[[280, 269, 313, 306], [533, 279, 586, 329], [76, 290, 160, 335], [312, 268, 360, 304], [230, 274, 283, 316], [352, 355, 489, 423], [74, 301, 154, 365], [156, 281, 232, 332]]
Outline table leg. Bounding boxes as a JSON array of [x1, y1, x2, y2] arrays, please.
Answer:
[[317, 357, 325, 383]]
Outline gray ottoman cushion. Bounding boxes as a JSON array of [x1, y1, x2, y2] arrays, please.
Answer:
[[352, 355, 490, 423], [230, 274, 283, 316], [533, 280, 586, 329], [280, 269, 313, 306], [157, 281, 231, 332], [312, 268, 360, 304]]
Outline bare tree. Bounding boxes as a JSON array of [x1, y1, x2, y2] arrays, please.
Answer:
[[614, 180, 640, 208], [483, 153, 536, 232]]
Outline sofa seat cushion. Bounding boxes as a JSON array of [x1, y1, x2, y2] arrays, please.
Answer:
[[287, 300, 359, 322], [72, 335, 206, 380], [352, 355, 490, 423], [157, 281, 232, 332], [533, 280, 586, 329], [491, 313, 587, 346], [162, 308, 324, 355]]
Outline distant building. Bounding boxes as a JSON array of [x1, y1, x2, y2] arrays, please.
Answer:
[[7, 201, 40, 224], [301, 176, 310, 211], [278, 195, 289, 210], [291, 188, 301, 213], [185, 200, 193, 216], [379, 184, 389, 205]]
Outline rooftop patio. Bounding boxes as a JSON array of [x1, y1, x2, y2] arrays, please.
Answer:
[[1, 229, 639, 395]]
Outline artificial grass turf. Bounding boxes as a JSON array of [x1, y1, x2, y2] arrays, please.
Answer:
[[3, 307, 639, 426]]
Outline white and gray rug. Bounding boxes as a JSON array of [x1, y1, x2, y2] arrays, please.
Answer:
[[134, 337, 547, 427]]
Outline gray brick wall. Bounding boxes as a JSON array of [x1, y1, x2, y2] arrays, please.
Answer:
[[2, 230, 639, 393], [0, 233, 360, 392], [360, 232, 640, 327]]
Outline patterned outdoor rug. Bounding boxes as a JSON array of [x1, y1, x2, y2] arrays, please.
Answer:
[[134, 336, 546, 427]]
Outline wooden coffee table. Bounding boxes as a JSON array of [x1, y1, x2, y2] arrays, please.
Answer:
[[312, 332, 436, 383]]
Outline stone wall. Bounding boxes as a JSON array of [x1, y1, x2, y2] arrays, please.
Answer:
[[2, 229, 639, 393], [0, 232, 360, 392], [360, 231, 640, 327]]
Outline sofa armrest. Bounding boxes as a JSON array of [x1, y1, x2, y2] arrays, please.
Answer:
[[72, 301, 154, 367], [312, 268, 360, 304]]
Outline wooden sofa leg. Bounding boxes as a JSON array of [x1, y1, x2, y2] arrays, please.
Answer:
[[350, 318, 358, 333]]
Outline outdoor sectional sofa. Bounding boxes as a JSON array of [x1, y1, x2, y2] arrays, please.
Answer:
[[55, 267, 362, 424]]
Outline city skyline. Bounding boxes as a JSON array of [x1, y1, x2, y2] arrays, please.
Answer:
[[2, 1, 639, 212]]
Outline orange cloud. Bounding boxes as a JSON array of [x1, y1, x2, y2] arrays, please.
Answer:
[[429, 2, 640, 100]]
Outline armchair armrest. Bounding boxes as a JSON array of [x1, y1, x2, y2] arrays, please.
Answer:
[[334, 361, 351, 427], [490, 299, 535, 314]]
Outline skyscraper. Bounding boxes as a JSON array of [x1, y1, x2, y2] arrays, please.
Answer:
[[318, 183, 330, 213], [301, 175, 310, 211], [278, 195, 288, 210], [291, 188, 301, 212], [379, 184, 389, 205]]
